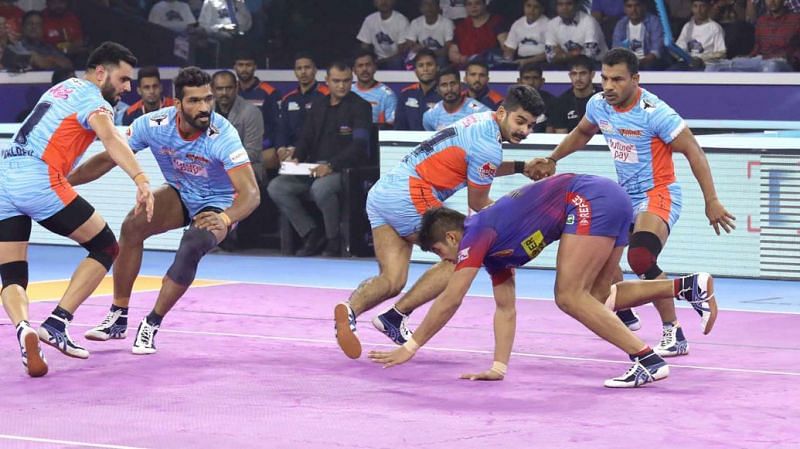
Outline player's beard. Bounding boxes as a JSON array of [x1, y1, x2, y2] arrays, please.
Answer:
[[181, 109, 211, 133], [101, 78, 119, 106]]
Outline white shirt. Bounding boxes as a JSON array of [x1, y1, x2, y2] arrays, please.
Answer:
[[402, 15, 454, 50], [627, 22, 645, 58], [149, 1, 197, 33], [198, 0, 252, 35], [356, 10, 409, 59], [676, 19, 726, 61], [439, 0, 491, 21], [545, 11, 608, 61], [505, 16, 549, 57]]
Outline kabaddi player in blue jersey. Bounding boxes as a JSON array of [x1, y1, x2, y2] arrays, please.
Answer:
[[422, 66, 490, 131], [68, 67, 260, 355], [352, 49, 398, 127], [527, 48, 735, 357], [334, 86, 545, 359], [0, 42, 155, 377], [369, 174, 719, 388]]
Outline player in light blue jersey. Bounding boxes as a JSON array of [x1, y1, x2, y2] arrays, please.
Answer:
[[527, 48, 735, 357], [352, 50, 398, 127], [0, 42, 154, 377], [68, 67, 260, 355], [422, 66, 490, 131]]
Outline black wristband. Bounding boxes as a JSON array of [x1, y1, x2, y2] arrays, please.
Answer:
[[514, 160, 525, 173], [546, 156, 557, 165]]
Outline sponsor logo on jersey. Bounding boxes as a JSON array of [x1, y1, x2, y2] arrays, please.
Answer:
[[457, 247, 470, 263], [149, 114, 169, 127], [521, 230, 545, 259], [570, 194, 592, 228], [207, 124, 220, 138], [230, 148, 249, 164], [288, 101, 300, 111], [405, 97, 419, 108], [619, 128, 642, 137], [598, 120, 614, 133], [159, 147, 176, 156], [478, 162, 497, 179], [489, 249, 515, 258], [173, 159, 208, 177], [608, 138, 638, 163], [566, 214, 575, 225], [186, 153, 210, 164], [48, 85, 74, 100]]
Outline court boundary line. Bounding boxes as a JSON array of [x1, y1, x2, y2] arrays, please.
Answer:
[[0, 434, 149, 449]]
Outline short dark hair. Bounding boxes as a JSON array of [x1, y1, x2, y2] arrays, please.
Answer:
[[51, 67, 75, 86], [327, 60, 352, 75], [568, 55, 595, 72], [466, 59, 489, 73], [174, 66, 212, 100], [137, 65, 160, 83], [211, 70, 237, 85], [293, 52, 316, 65], [602, 48, 640, 75], [418, 207, 466, 252], [437, 65, 460, 83], [86, 41, 137, 70], [352, 48, 377, 64], [502, 85, 546, 117], [413, 48, 437, 66], [233, 47, 258, 64], [519, 62, 543, 78]]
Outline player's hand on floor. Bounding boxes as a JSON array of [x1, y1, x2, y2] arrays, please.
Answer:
[[193, 211, 227, 232], [368, 347, 415, 368], [460, 369, 504, 381], [705, 198, 736, 235]]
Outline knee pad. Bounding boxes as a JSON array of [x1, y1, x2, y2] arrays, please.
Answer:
[[81, 225, 119, 271], [166, 227, 217, 286], [627, 231, 663, 280], [0, 261, 29, 290]]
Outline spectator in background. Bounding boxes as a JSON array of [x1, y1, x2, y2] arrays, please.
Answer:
[[464, 59, 504, 109], [233, 48, 279, 150], [13, 10, 71, 70], [592, 0, 626, 44], [352, 50, 398, 128], [198, 0, 251, 38], [439, 0, 494, 20], [711, 0, 753, 58], [16, 0, 45, 10], [449, 0, 508, 67], [357, 0, 409, 69], [148, 0, 198, 33], [394, 48, 441, 131], [267, 60, 373, 257], [400, 0, 454, 66], [666, 0, 693, 37], [423, 65, 489, 131], [612, 0, 666, 70], [503, 0, 549, 67], [675, 0, 726, 69], [0, 0, 23, 41], [548, 55, 600, 133], [517, 62, 553, 132], [545, 0, 608, 67], [41, 0, 86, 57], [121, 66, 175, 126], [746, 0, 799, 22]]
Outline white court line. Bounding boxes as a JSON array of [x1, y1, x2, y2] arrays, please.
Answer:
[[0, 434, 149, 449]]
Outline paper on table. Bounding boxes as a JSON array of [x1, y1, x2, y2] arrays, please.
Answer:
[[279, 162, 319, 175]]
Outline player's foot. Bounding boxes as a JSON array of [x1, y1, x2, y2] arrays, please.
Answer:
[[616, 309, 641, 331], [604, 351, 669, 388], [654, 323, 689, 357], [675, 272, 718, 335], [85, 307, 128, 341], [132, 319, 159, 355], [334, 302, 361, 359], [372, 307, 413, 345], [17, 322, 47, 377], [37, 316, 89, 359]]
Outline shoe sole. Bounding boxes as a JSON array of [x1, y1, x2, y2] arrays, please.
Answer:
[[84, 330, 127, 341], [702, 275, 718, 335], [334, 304, 361, 359], [24, 332, 48, 378], [37, 328, 89, 360], [131, 348, 156, 355]]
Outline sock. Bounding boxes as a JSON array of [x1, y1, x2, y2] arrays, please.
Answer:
[[111, 304, 129, 325], [146, 311, 163, 326], [52, 306, 74, 322], [43, 306, 73, 332], [630, 347, 664, 367]]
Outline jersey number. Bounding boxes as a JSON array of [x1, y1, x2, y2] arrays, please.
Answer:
[[403, 127, 457, 162], [15, 102, 53, 146]]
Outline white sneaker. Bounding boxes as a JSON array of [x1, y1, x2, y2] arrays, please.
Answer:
[[18, 324, 48, 377], [85, 308, 128, 341], [37, 316, 89, 359], [604, 353, 669, 388], [334, 302, 361, 359], [654, 324, 689, 357], [676, 272, 718, 335], [132, 319, 159, 355]]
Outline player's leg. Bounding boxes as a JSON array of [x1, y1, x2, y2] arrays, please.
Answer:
[[85, 185, 187, 342], [132, 206, 228, 355], [0, 215, 47, 377]]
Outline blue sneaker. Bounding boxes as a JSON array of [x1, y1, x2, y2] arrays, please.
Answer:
[[654, 323, 689, 357], [675, 272, 718, 335], [37, 316, 89, 359], [372, 308, 413, 345], [334, 302, 361, 359], [616, 309, 641, 331], [604, 352, 669, 388], [18, 323, 48, 377]]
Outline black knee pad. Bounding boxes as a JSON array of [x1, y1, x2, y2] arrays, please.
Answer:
[[81, 225, 119, 271], [0, 216, 32, 242], [0, 261, 29, 290], [166, 227, 217, 286], [627, 231, 663, 280]]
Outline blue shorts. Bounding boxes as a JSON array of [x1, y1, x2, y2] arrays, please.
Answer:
[[564, 175, 633, 247], [629, 183, 682, 231], [0, 157, 78, 222], [366, 175, 442, 237]]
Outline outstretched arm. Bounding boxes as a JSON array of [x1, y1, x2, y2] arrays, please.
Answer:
[[67, 151, 116, 186], [524, 117, 599, 180], [193, 163, 261, 233]]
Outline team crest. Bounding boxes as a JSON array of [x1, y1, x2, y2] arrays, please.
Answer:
[[478, 162, 497, 179], [457, 247, 470, 263]]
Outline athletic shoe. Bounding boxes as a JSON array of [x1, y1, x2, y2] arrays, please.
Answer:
[[604, 352, 669, 388], [132, 319, 159, 355], [675, 272, 718, 335], [334, 302, 361, 359], [654, 323, 689, 357], [18, 324, 47, 377], [85, 308, 128, 341], [37, 316, 89, 359], [616, 309, 641, 331], [372, 308, 413, 345]]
